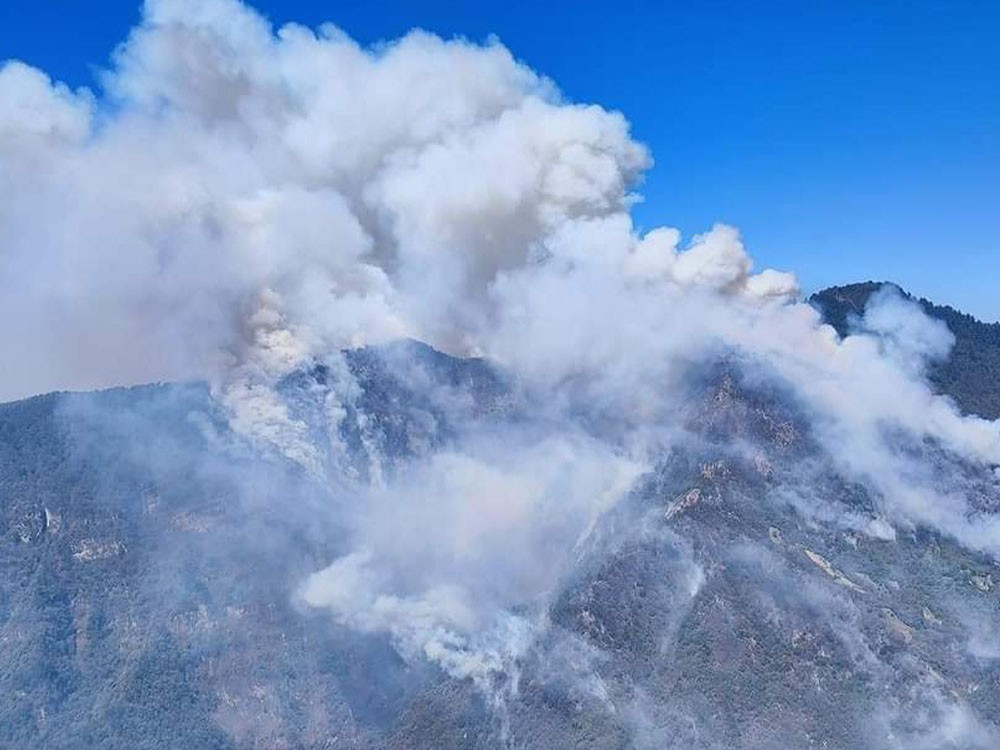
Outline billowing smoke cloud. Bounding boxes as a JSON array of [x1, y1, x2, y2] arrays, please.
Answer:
[[3, 0, 1000, 736], [0, 0, 650, 403], [299, 430, 644, 686]]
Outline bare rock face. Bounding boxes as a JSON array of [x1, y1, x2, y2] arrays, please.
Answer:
[[71, 539, 127, 562]]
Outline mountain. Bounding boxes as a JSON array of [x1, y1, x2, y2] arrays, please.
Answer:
[[810, 282, 1000, 419], [1, 315, 999, 748]]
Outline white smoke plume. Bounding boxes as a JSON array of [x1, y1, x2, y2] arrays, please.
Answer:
[[299, 431, 644, 684], [3, 0, 1000, 710], [0, 0, 648, 403]]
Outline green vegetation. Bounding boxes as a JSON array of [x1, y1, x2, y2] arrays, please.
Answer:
[[811, 282, 1000, 419]]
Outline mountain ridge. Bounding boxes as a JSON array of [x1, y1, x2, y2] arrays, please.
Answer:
[[810, 281, 1000, 419], [0, 286, 998, 748]]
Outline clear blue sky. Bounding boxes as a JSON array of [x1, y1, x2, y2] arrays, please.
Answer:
[[3, 1, 998, 319]]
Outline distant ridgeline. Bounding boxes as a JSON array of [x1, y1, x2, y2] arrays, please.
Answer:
[[810, 282, 1000, 420]]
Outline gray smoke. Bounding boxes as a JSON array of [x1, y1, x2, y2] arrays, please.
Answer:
[[2, 0, 999, 738]]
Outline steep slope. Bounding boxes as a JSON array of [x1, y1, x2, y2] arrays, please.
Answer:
[[1, 340, 998, 749], [810, 282, 1000, 419], [0, 352, 510, 750]]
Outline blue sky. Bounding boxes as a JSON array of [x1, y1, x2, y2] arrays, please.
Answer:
[[2, 0, 998, 319]]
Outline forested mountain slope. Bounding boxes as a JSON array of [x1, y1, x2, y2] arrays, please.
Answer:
[[811, 282, 1000, 419]]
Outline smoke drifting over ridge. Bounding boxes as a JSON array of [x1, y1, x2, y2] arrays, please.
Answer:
[[2, 0, 1000, 741], [0, 0, 797, 404]]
